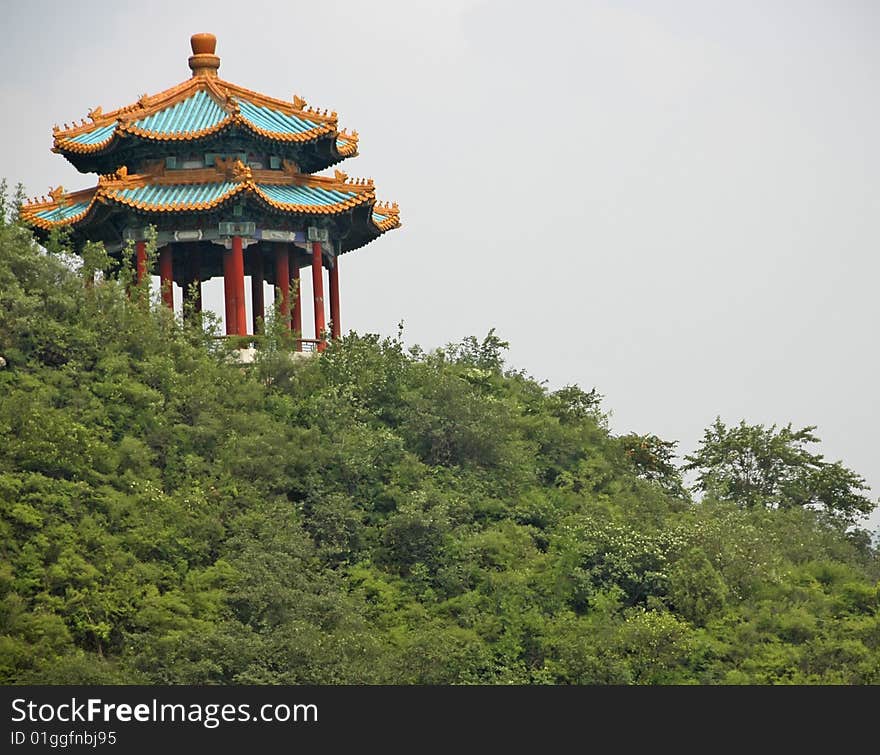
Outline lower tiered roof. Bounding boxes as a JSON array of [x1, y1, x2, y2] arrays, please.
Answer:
[[21, 160, 400, 252]]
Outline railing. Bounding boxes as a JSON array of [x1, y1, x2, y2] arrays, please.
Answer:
[[211, 334, 327, 354], [296, 338, 324, 353]]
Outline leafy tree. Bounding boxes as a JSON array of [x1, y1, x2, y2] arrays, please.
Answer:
[[619, 432, 687, 497], [547, 385, 604, 424], [442, 328, 509, 372], [684, 418, 875, 526]]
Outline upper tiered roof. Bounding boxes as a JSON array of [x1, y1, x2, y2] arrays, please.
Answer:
[[21, 33, 400, 253], [52, 33, 359, 174]]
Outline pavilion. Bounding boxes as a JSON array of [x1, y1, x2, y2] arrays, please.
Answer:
[[20, 33, 401, 350]]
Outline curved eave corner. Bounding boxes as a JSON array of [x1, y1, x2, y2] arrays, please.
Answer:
[[335, 129, 359, 159], [20, 188, 100, 231], [53, 125, 119, 155], [338, 200, 401, 253], [371, 202, 402, 234]]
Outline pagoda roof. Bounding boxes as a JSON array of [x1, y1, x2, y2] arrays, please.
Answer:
[[52, 36, 359, 168], [21, 160, 400, 251]]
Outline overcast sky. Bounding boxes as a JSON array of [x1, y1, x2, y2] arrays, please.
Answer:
[[2, 0, 878, 529]]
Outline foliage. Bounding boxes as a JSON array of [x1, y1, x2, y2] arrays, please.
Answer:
[[619, 433, 687, 498], [684, 418, 875, 526], [0, 192, 878, 684]]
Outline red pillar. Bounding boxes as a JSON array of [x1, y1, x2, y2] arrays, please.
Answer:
[[291, 259, 302, 351], [329, 257, 340, 340], [275, 244, 290, 329], [159, 246, 174, 309], [311, 241, 326, 351], [251, 245, 265, 334], [231, 236, 247, 336], [223, 246, 236, 336], [135, 241, 147, 285]]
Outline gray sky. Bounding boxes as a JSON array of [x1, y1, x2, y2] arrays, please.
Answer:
[[2, 0, 878, 529]]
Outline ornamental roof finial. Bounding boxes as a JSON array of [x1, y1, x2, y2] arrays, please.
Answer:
[[189, 33, 220, 78]]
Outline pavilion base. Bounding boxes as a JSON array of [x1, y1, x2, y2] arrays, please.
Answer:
[[229, 346, 319, 365]]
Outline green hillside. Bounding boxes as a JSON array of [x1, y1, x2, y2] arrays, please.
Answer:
[[1, 190, 878, 684]]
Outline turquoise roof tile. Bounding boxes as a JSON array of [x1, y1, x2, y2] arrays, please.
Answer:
[[66, 124, 116, 146], [134, 90, 228, 135], [114, 182, 236, 208], [34, 200, 92, 222], [258, 183, 357, 207], [236, 99, 322, 136], [106, 181, 357, 212]]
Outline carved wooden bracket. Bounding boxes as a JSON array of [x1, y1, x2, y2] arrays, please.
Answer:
[[215, 156, 253, 182]]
